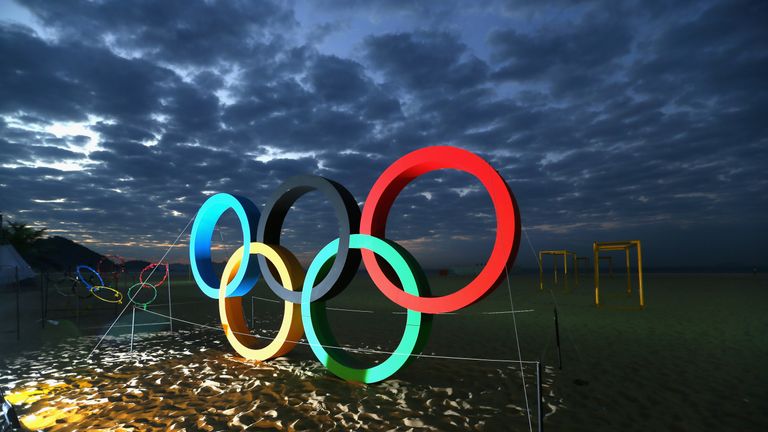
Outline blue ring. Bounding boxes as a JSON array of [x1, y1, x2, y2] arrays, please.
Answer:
[[189, 193, 262, 298], [75, 265, 104, 291]]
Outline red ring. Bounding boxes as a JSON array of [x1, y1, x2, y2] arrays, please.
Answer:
[[360, 146, 521, 314], [139, 262, 169, 288]]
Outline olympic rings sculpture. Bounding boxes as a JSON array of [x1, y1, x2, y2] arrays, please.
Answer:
[[73, 265, 124, 304], [189, 146, 521, 383]]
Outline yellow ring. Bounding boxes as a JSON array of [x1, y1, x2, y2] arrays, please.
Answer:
[[219, 242, 304, 361], [91, 285, 123, 304]]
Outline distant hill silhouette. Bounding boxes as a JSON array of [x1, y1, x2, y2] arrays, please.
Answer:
[[28, 236, 105, 271], [124, 260, 151, 272], [20, 236, 762, 275], [23, 236, 220, 275]]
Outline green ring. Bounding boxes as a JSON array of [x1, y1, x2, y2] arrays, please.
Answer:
[[127, 282, 158, 309], [301, 234, 432, 383]]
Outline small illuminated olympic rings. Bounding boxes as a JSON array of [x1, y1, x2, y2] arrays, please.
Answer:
[[71, 261, 164, 307], [189, 146, 521, 383]]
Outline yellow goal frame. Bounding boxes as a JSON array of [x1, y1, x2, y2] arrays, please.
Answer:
[[538, 250, 576, 290], [574, 256, 590, 284], [593, 240, 644, 308]]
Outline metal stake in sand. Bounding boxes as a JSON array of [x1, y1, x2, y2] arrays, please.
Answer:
[[536, 361, 543, 432], [504, 265, 533, 432], [130, 306, 135, 352], [167, 271, 173, 333], [43, 272, 49, 328], [553, 308, 562, 370], [40, 272, 45, 329], [15, 266, 20, 341]]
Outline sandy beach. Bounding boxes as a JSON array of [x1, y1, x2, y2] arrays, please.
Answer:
[[2, 272, 767, 431]]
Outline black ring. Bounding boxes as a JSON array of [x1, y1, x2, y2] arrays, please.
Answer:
[[256, 175, 361, 303], [71, 277, 93, 300], [53, 276, 78, 297]]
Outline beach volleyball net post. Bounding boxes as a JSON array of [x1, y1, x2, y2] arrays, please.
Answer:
[[593, 240, 644, 307], [538, 250, 576, 290]]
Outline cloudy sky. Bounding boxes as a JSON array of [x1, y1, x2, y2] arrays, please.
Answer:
[[0, 0, 766, 269]]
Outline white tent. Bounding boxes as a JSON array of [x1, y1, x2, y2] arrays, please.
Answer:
[[0, 244, 36, 285]]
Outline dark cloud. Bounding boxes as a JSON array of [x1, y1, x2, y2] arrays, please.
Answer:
[[18, 0, 295, 66], [490, 22, 628, 80], [91, 122, 157, 143], [0, 25, 178, 123], [0, 0, 766, 268], [631, 0, 768, 109], [365, 32, 490, 94], [0, 25, 88, 122], [310, 55, 369, 104]]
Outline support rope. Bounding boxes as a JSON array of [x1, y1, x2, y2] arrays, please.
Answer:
[[136, 307, 540, 365], [523, 227, 584, 364], [249, 295, 534, 315], [506, 265, 533, 432]]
